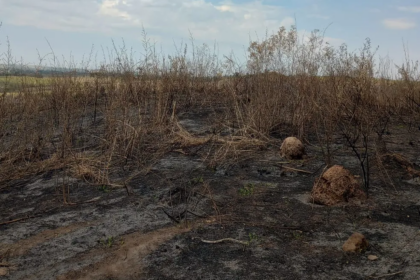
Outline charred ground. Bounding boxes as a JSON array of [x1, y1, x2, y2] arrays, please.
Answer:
[[1, 26, 420, 279]]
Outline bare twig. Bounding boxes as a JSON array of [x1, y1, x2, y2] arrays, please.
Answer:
[[192, 237, 249, 246], [281, 165, 313, 174], [0, 216, 34, 226], [368, 271, 403, 279]]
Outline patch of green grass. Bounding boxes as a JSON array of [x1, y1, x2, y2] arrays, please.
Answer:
[[261, 182, 277, 188], [98, 185, 111, 193], [292, 230, 304, 239], [239, 183, 255, 196], [189, 176, 204, 185], [100, 236, 115, 248], [99, 236, 124, 248], [0, 75, 53, 93], [248, 233, 259, 244]]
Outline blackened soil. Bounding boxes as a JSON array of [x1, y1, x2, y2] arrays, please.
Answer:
[[1, 109, 420, 280]]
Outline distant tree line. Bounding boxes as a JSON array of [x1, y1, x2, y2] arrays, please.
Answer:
[[0, 66, 89, 77]]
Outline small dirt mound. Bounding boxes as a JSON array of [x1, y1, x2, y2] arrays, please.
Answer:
[[310, 165, 366, 206], [342, 232, 369, 253], [280, 137, 305, 160]]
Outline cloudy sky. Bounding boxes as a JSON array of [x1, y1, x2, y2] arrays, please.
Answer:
[[0, 0, 419, 70]]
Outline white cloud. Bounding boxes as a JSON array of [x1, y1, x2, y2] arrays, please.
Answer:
[[382, 18, 416, 30], [398, 6, 420, 13], [215, 5, 234, 12], [0, 0, 344, 65], [0, 0, 296, 42], [99, 0, 132, 20], [0, 0, 107, 33]]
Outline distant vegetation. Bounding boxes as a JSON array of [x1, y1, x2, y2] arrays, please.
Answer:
[[0, 64, 89, 77]]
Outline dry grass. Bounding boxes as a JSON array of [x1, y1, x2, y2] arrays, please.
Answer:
[[0, 25, 419, 189]]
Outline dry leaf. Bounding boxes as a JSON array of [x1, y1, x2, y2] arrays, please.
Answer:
[[0, 267, 8, 276]]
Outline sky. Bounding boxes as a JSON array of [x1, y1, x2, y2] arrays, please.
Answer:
[[0, 0, 419, 72]]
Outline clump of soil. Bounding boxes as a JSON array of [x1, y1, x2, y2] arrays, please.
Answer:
[[0, 267, 8, 277], [342, 232, 369, 253], [280, 137, 305, 160], [310, 165, 366, 206]]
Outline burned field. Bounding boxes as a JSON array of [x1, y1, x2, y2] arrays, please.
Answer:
[[1, 26, 420, 279], [1, 103, 420, 280]]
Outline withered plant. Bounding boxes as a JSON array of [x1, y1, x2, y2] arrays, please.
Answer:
[[0, 25, 419, 195]]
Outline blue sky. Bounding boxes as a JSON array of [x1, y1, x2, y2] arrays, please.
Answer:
[[0, 0, 419, 70]]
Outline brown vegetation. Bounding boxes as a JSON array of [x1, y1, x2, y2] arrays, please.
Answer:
[[0, 25, 419, 195], [311, 165, 366, 206], [2, 23, 420, 280], [280, 136, 306, 160]]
